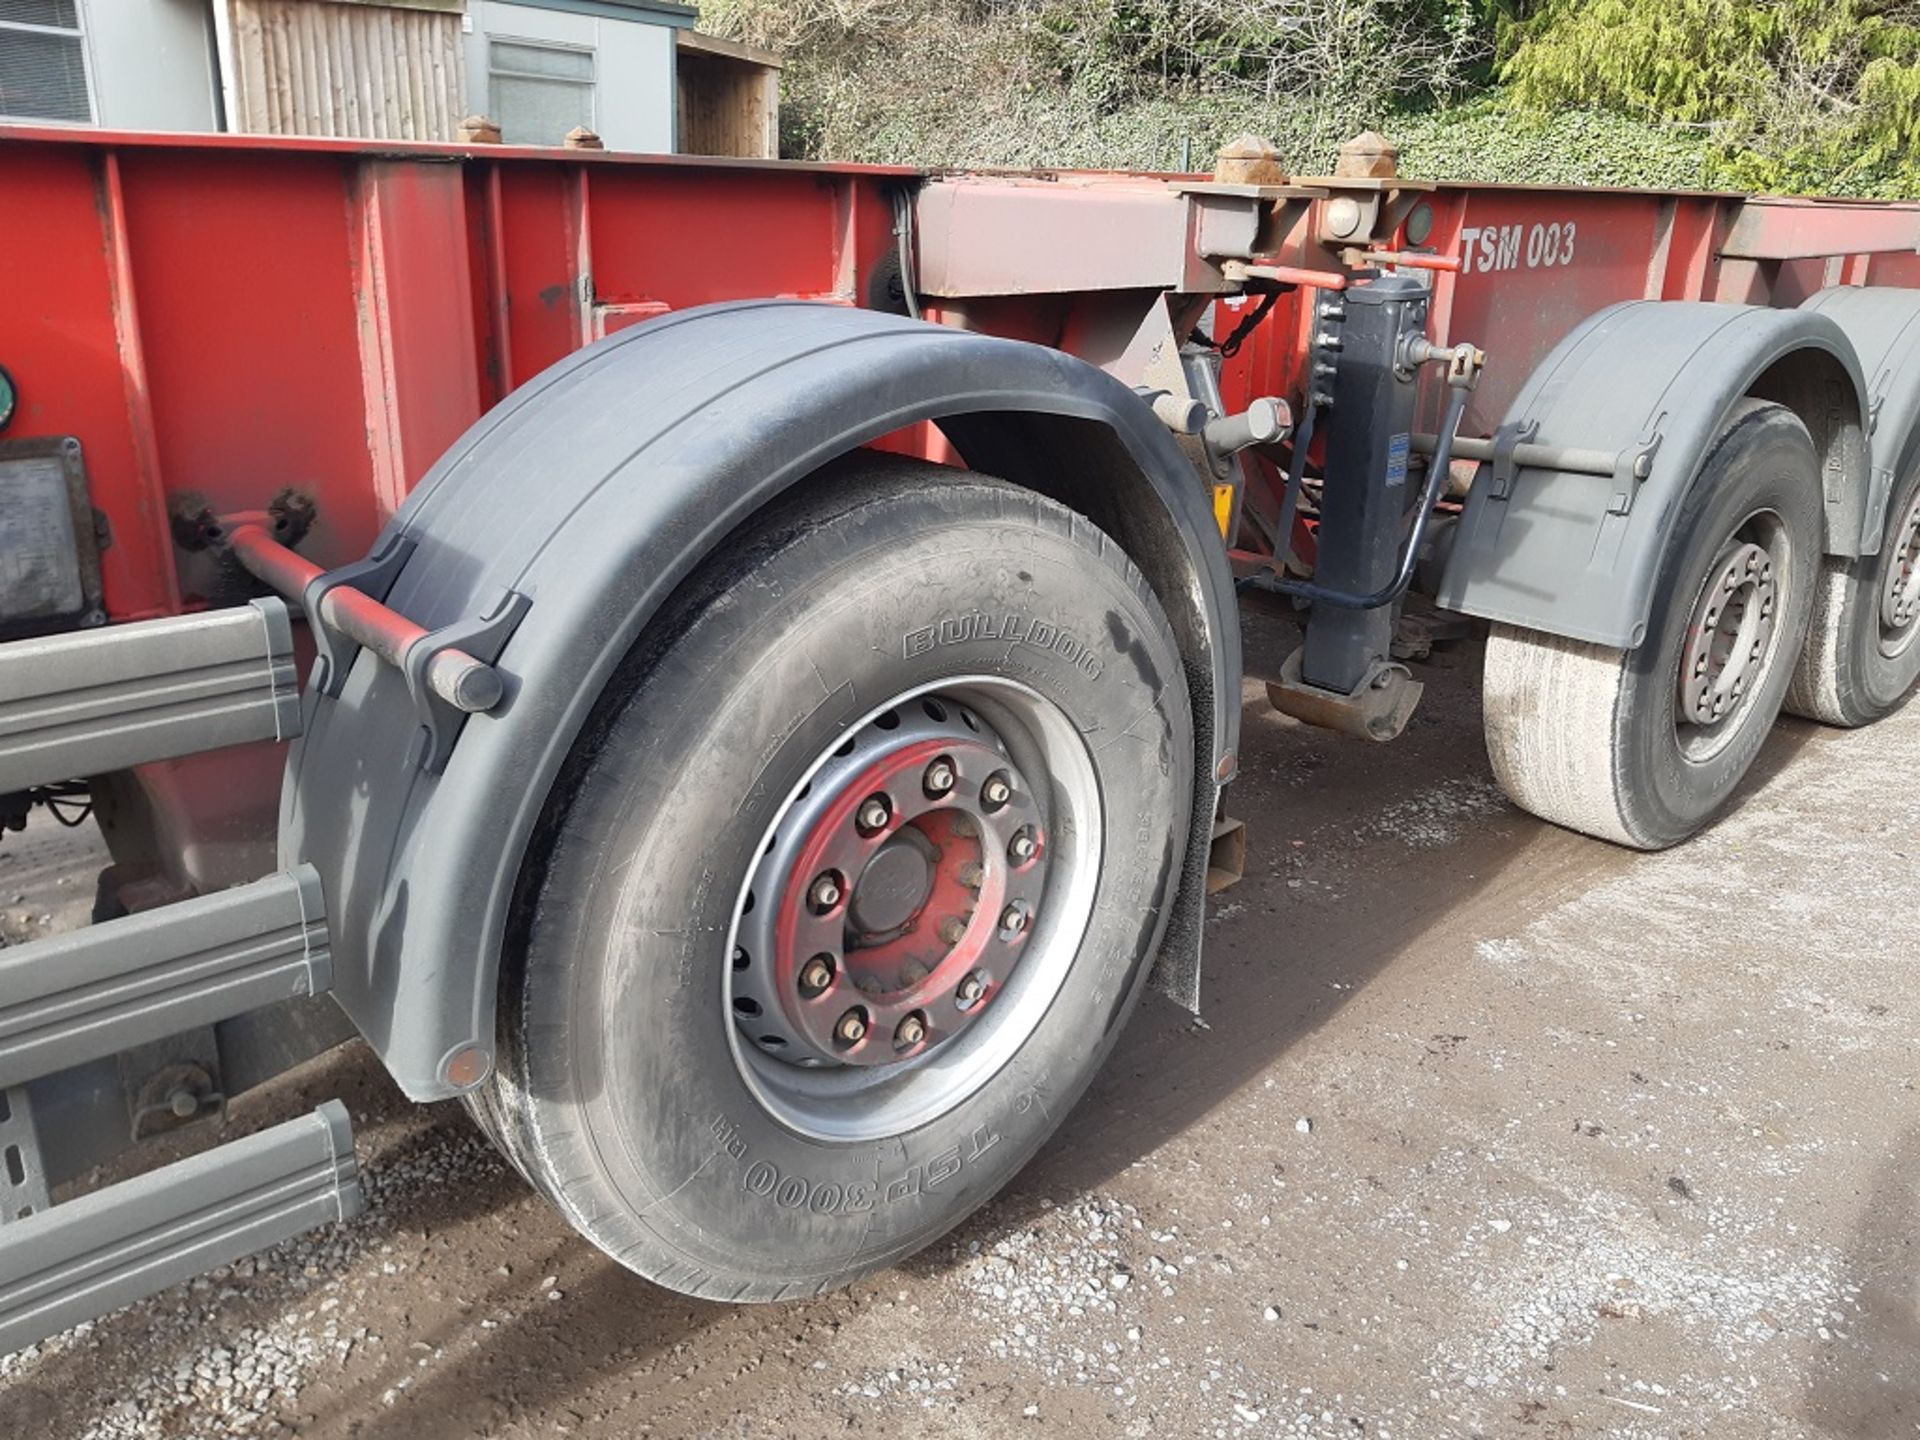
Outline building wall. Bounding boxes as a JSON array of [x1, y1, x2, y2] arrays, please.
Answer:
[[2, 0, 681, 150], [92, 0, 220, 130], [466, 0, 675, 152], [0, 0, 219, 130]]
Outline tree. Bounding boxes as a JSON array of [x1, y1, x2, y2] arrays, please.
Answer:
[[1500, 0, 1920, 195]]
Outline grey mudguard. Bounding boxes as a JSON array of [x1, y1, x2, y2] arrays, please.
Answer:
[[1437, 301, 1869, 649], [282, 301, 1239, 1100], [1803, 286, 1920, 551]]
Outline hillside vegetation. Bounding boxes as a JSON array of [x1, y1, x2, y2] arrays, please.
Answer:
[[701, 0, 1920, 195]]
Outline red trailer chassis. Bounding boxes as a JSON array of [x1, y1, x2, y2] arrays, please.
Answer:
[[10, 130, 1917, 627], [3, 124, 1919, 1336], [5, 129, 1916, 875]]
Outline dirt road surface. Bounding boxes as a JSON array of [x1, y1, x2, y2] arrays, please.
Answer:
[[3, 597, 1917, 1439]]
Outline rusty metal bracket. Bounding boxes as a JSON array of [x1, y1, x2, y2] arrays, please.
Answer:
[[1206, 814, 1246, 895], [1266, 648, 1424, 743], [402, 589, 532, 775], [302, 533, 415, 697]]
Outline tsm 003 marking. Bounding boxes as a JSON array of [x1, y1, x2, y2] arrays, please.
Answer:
[[1459, 221, 1578, 275]]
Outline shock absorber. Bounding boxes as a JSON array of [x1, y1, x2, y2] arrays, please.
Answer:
[[1304, 273, 1426, 694], [1262, 273, 1483, 739]]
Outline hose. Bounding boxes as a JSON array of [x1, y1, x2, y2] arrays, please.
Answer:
[[1271, 397, 1319, 575], [892, 190, 922, 321], [1248, 382, 1471, 611]]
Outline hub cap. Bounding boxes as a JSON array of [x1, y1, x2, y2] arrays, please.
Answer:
[[1670, 508, 1794, 761], [1678, 537, 1777, 731], [1879, 488, 1920, 656], [725, 679, 1101, 1142]]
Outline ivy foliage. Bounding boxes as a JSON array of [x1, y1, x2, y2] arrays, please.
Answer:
[[701, 0, 1915, 195], [1500, 0, 1920, 195]]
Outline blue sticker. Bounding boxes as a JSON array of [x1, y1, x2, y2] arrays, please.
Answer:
[[1386, 432, 1410, 489]]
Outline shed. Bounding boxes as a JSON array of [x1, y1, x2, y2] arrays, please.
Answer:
[[674, 28, 779, 159]]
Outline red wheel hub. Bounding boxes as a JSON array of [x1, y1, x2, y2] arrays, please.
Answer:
[[767, 733, 1046, 1066]]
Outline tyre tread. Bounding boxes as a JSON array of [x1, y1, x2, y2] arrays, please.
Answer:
[[1483, 623, 1638, 847]]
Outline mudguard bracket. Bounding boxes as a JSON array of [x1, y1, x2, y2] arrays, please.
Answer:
[[305, 533, 416, 698], [404, 589, 533, 775]]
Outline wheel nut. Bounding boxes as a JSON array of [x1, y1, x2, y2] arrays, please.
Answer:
[[959, 861, 985, 888], [956, 971, 987, 1005], [835, 1008, 868, 1046], [982, 772, 1013, 810], [799, 954, 836, 995], [856, 795, 891, 835], [808, 872, 843, 913], [939, 916, 967, 946], [1001, 904, 1027, 934], [1009, 828, 1037, 862], [894, 1012, 927, 1049], [924, 758, 956, 797]]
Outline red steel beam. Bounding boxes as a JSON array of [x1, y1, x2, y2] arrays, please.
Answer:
[[1721, 199, 1920, 260]]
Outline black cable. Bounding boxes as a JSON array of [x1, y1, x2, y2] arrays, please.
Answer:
[[1192, 289, 1281, 360], [29, 781, 92, 828]]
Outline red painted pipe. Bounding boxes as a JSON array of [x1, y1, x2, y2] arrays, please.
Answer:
[[1361, 250, 1463, 273]]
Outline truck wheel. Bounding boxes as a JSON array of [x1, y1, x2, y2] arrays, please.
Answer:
[[472, 456, 1192, 1300], [1787, 459, 1920, 726], [1482, 401, 1821, 849]]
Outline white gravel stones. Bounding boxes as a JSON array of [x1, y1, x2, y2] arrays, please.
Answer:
[[1425, 1179, 1847, 1399], [1364, 776, 1509, 849]]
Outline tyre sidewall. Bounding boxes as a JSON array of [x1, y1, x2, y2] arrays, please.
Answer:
[[1844, 458, 1920, 715], [510, 477, 1191, 1295], [1616, 407, 1822, 847]]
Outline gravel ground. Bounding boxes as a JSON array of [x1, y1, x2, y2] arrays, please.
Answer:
[[2, 595, 1917, 1439]]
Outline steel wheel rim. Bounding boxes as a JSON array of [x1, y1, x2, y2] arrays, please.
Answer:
[[1879, 487, 1920, 658], [1674, 508, 1787, 762], [723, 676, 1103, 1143]]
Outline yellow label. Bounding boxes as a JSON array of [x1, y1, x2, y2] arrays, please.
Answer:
[[1212, 483, 1234, 540]]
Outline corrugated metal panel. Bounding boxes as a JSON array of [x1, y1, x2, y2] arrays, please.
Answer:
[[220, 0, 464, 141]]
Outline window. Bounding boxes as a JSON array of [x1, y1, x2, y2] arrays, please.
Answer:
[[0, 0, 93, 125], [489, 38, 594, 146]]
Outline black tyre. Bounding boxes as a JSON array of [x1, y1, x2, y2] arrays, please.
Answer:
[[1788, 454, 1920, 726], [472, 456, 1193, 1300], [1484, 400, 1823, 849]]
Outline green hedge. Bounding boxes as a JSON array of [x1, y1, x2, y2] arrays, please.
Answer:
[[705, 0, 1903, 194], [780, 78, 1717, 191]]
